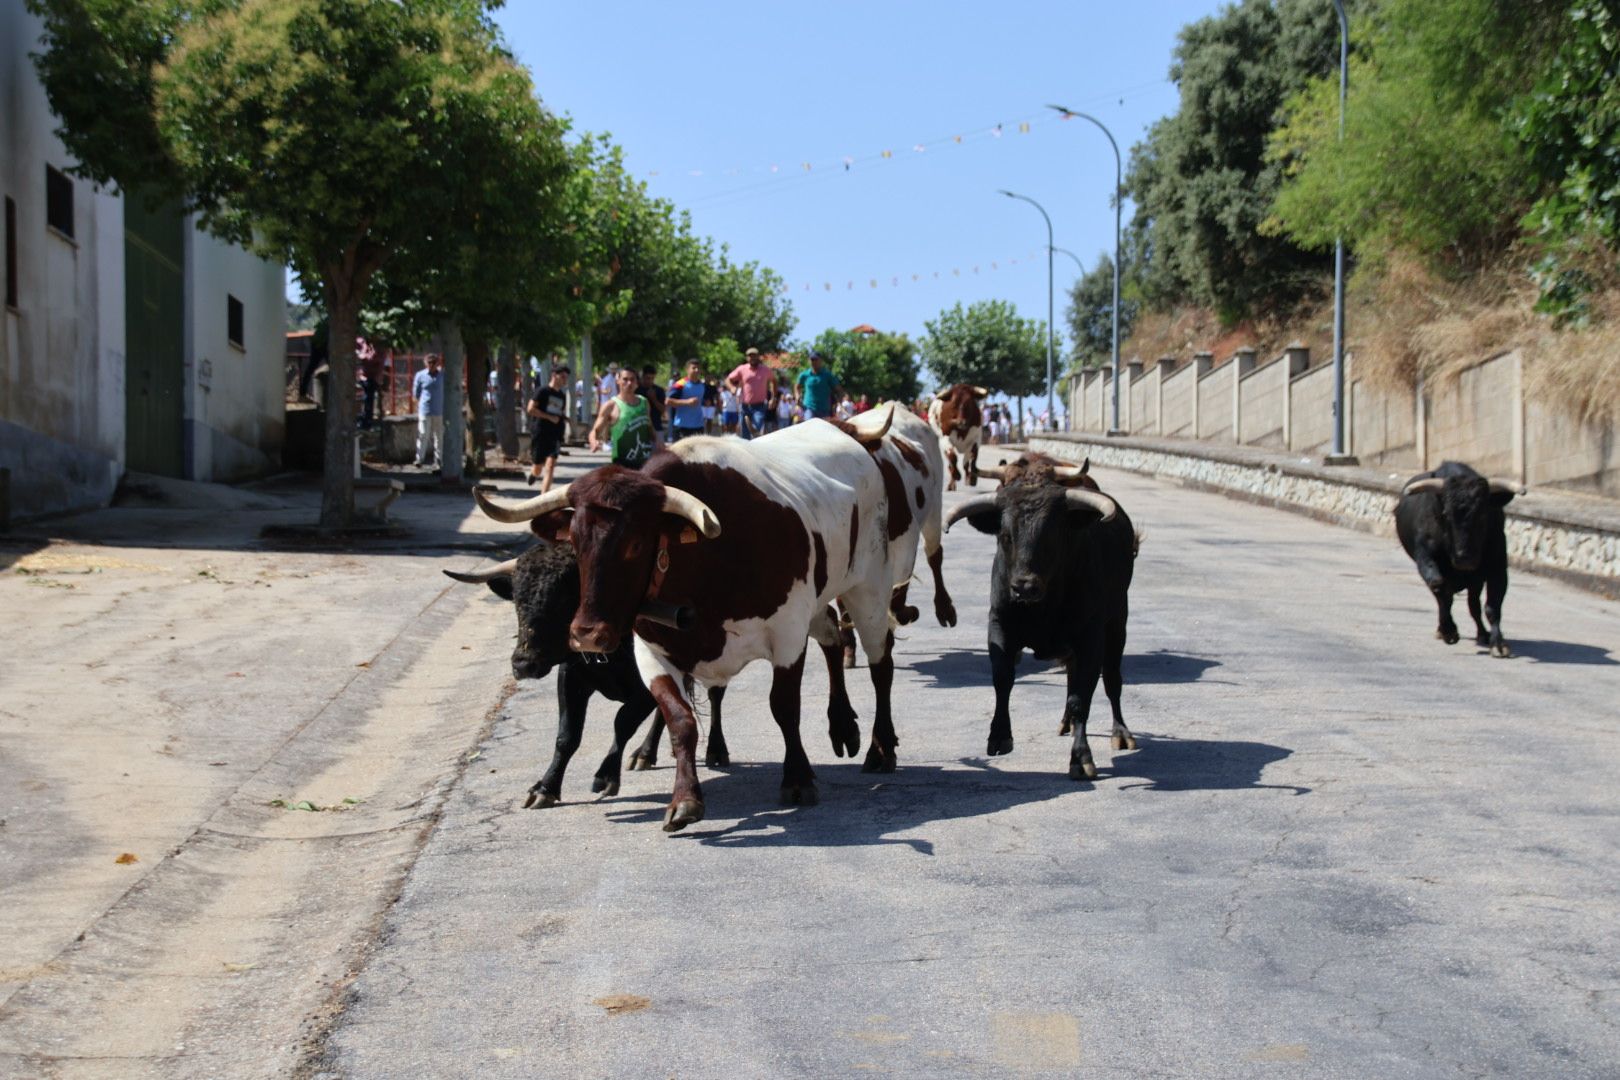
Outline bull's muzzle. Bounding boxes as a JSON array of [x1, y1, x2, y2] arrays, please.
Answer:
[[568, 619, 620, 655], [1010, 574, 1046, 603]]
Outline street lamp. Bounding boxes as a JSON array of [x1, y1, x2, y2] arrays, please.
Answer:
[[998, 189, 1055, 432], [1051, 246, 1086, 277], [1049, 104, 1123, 435], [1325, 0, 1357, 464]]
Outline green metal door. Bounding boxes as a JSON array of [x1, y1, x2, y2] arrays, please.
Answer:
[[124, 195, 184, 477]]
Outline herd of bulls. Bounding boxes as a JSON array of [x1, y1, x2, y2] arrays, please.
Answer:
[[448, 383, 1526, 833]]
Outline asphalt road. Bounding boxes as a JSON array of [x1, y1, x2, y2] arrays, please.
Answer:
[[318, 455, 1620, 1079]]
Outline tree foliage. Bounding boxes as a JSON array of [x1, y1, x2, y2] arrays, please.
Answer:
[[1124, 0, 1349, 322], [1063, 253, 1140, 370], [919, 300, 1054, 397]]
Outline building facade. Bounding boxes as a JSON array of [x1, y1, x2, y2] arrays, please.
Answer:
[[1, 0, 286, 520]]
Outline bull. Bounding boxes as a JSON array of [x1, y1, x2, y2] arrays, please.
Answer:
[[1394, 461, 1521, 658], [946, 453, 1139, 780], [472, 409, 920, 832], [928, 384, 988, 491]]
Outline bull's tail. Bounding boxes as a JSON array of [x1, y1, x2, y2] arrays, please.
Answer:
[[1133, 529, 1146, 558]]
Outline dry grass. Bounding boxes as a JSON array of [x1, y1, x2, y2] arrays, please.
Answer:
[[1121, 255, 1620, 425]]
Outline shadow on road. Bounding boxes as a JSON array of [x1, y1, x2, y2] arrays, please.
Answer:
[[909, 648, 1224, 690], [1113, 734, 1307, 795], [1505, 639, 1617, 666]]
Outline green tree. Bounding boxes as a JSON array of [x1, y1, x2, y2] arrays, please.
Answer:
[[1125, 0, 1349, 321], [1265, 0, 1560, 273], [918, 300, 1053, 398], [1064, 253, 1140, 370], [28, 0, 553, 527], [709, 254, 795, 355], [800, 328, 920, 404]]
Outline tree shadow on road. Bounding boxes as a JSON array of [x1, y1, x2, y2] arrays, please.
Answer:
[[601, 761, 1083, 853], [1111, 733, 1307, 795], [1502, 639, 1617, 666]]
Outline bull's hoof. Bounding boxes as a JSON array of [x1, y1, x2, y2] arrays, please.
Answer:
[[591, 777, 620, 798], [861, 744, 898, 773], [525, 788, 559, 809], [780, 781, 820, 807], [830, 720, 861, 759], [1475, 632, 1492, 645], [946, 480, 958, 492], [1436, 627, 1460, 645], [842, 646, 857, 669], [629, 751, 657, 771], [704, 745, 731, 768], [966, 475, 979, 488], [986, 734, 1014, 757], [1112, 728, 1138, 751], [1058, 719, 1073, 736], [896, 605, 920, 626], [1069, 757, 1099, 781], [935, 601, 957, 628], [1491, 641, 1513, 659], [662, 798, 705, 833]]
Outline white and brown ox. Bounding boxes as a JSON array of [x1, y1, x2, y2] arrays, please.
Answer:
[[472, 406, 950, 833], [927, 384, 989, 491]]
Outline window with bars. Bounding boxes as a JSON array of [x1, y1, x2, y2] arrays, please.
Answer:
[[45, 166, 73, 240], [227, 294, 244, 350]]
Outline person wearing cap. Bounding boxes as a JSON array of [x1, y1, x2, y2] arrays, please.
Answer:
[[725, 347, 776, 440], [795, 349, 843, 421]]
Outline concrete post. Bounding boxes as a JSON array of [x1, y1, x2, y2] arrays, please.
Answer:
[[439, 321, 465, 484], [1155, 358, 1174, 435], [1191, 351, 1214, 438], [1098, 369, 1109, 432], [1125, 359, 1143, 433], [1232, 347, 1257, 444], [1282, 343, 1309, 449]]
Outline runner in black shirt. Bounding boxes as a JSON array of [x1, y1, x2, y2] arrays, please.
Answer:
[[639, 365, 667, 436], [526, 365, 570, 491]]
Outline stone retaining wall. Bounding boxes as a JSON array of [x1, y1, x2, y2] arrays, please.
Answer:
[[1029, 433, 1620, 596]]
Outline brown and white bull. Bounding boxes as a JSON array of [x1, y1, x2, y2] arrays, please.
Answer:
[[472, 410, 927, 833], [927, 384, 988, 491]]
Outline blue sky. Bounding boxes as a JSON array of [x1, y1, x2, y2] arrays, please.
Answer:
[[304, 2, 1228, 410]]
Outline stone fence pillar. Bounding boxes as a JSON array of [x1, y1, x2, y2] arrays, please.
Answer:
[[1232, 347, 1257, 443], [1190, 351, 1214, 437], [1281, 342, 1309, 449]]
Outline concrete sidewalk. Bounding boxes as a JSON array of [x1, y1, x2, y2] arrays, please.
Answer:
[[0, 456, 606, 1079]]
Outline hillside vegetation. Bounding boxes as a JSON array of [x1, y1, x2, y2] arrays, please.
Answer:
[[1067, 0, 1620, 422]]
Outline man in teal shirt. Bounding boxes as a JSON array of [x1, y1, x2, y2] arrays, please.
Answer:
[[796, 350, 843, 420]]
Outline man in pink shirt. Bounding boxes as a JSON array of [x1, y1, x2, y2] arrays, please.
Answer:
[[726, 347, 776, 440]]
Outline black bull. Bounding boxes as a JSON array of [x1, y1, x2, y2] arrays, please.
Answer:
[[946, 455, 1141, 780], [1394, 460, 1521, 658]]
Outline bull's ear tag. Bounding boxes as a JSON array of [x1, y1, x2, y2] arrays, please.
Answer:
[[656, 548, 671, 574], [679, 527, 698, 545]]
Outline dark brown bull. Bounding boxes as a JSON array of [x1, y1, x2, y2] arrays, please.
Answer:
[[928, 384, 988, 490]]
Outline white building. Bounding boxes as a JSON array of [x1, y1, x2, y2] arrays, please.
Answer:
[[1, 0, 286, 521]]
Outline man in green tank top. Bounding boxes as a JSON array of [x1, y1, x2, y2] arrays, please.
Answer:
[[589, 366, 659, 467]]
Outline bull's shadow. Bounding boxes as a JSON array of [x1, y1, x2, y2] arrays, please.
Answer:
[[598, 731, 1303, 850], [1503, 639, 1617, 666], [906, 649, 1223, 690]]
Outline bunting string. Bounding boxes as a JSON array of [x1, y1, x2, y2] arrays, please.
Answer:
[[775, 250, 1049, 295]]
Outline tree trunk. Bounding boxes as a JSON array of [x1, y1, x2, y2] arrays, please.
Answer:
[[466, 340, 490, 471], [495, 346, 520, 459], [320, 286, 361, 529], [439, 320, 465, 485], [1015, 396, 1024, 442]]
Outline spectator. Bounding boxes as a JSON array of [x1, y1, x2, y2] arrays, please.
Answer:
[[775, 387, 794, 430], [525, 364, 570, 490], [596, 364, 619, 414], [589, 366, 659, 467], [639, 365, 668, 439], [719, 383, 741, 434], [725, 347, 775, 440], [853, 393, 871, 415], [701, 377, 720, 434], [795, 349, 842, 421], [835, 395, 855, 421], [357, 337, 384, 429], [574, 374, 588, 423], [667, 360, 709, 443], [412, 353, 445, 468]]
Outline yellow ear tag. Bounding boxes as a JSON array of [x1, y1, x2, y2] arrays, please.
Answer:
[[679, 527, 699, 545], [656, 548, 670, 574]]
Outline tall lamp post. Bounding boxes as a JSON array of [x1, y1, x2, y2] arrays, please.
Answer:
[[998, 189, 1055, 432], [1051, 246, 1086, 277], [1325, 0, 1357, 464], [1049, 104, 1123, 435]]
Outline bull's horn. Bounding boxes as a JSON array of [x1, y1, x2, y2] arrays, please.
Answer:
[[474, 484, 571, 523], [662, 487, 721, 538], [1488, 478, 1524, 495], [1401, 477, 1445, 496], [977, 463, 1007, 481], [853, 404, 895, 448], [1064, 488, 1117, 521], [442, 558, 519, 585], [1052, 464, 1084, 480], [972, 385, 990, 397], [933, 387, 949, 400], [944, 494, 999, 532]]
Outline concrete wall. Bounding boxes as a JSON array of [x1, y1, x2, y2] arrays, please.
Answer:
[[1425, 353, 1517, 480], [1239, 358, 1286, 447], [1197, 362, 1234, 442], [0, 0, 126, 518], [1349, 375, 1417, 468], [184, 224, 285, 482], [1161, 362, 1195, 437], [1288, 363, 1336, 457]]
